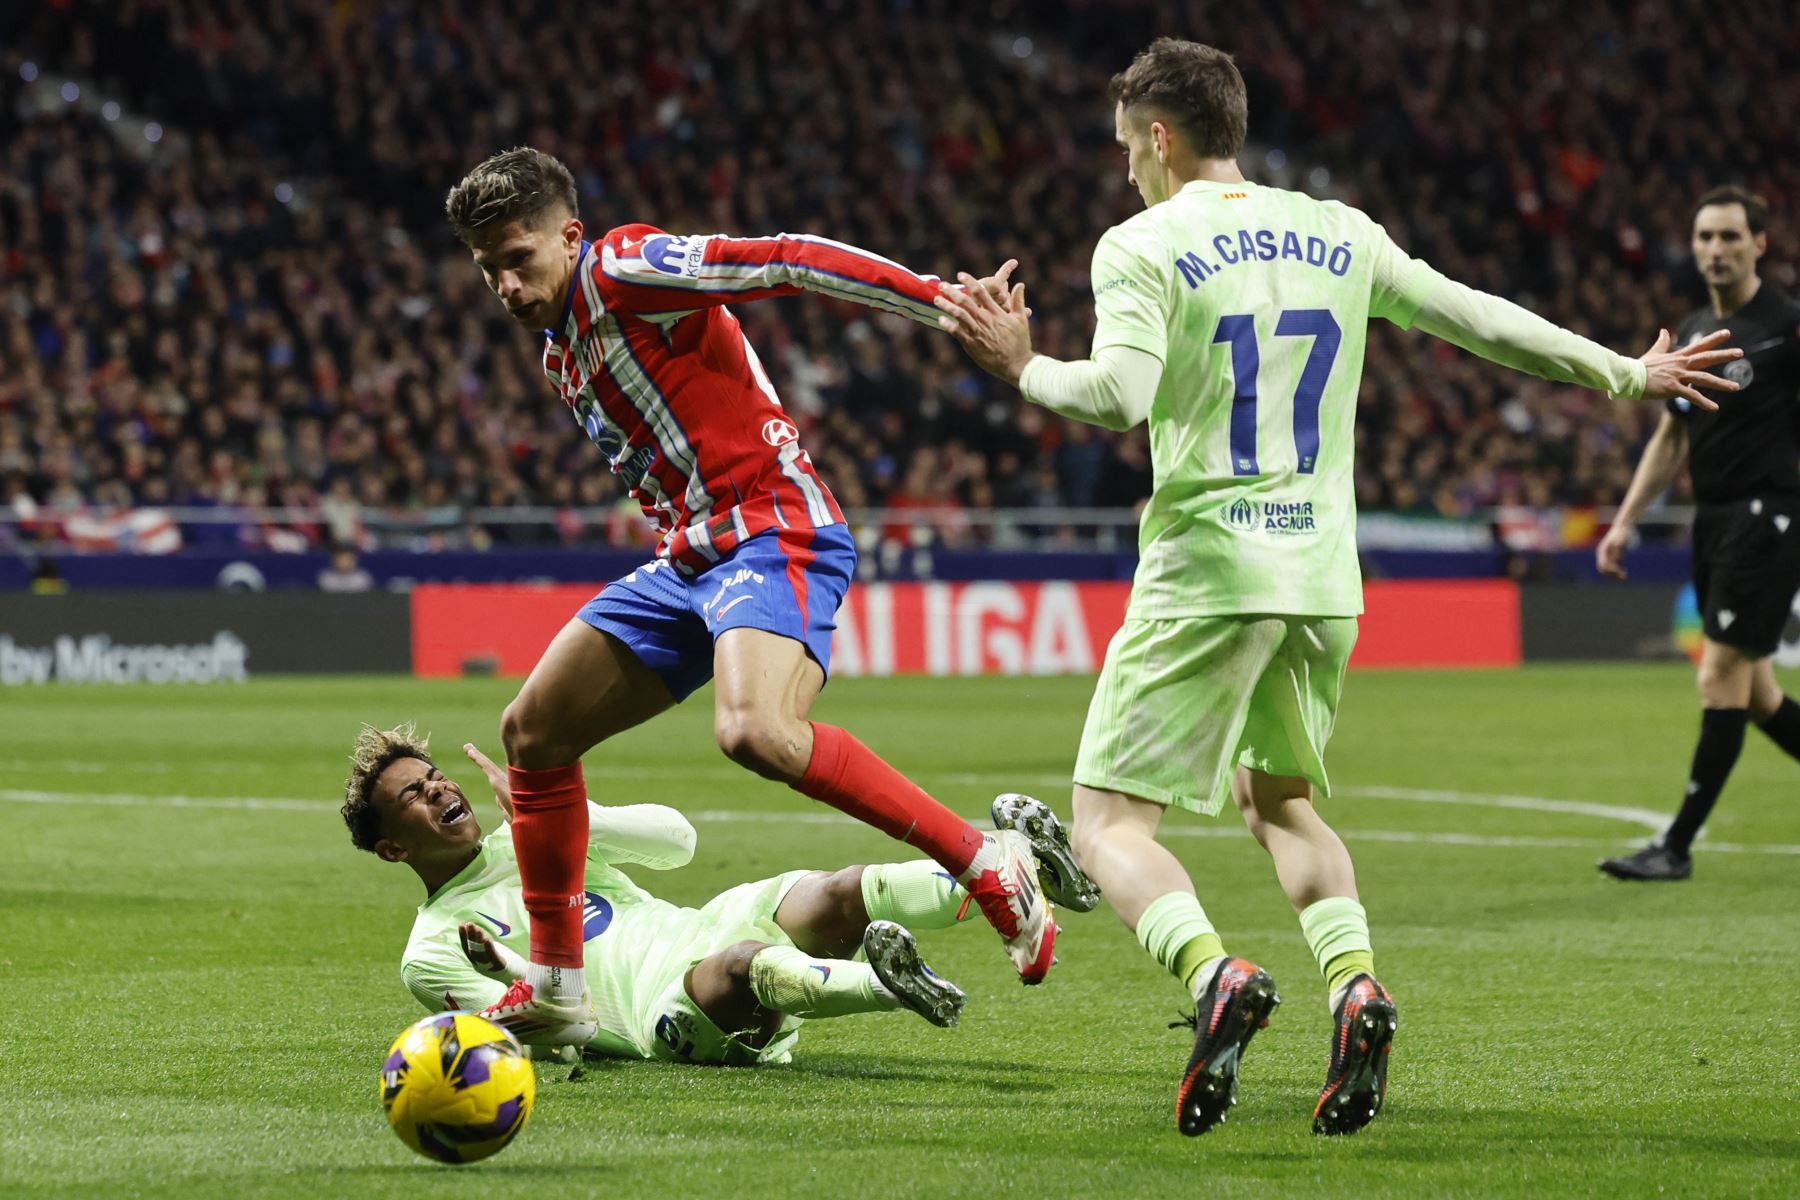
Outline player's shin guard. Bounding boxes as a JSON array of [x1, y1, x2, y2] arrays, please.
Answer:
[[507, 762, 588, 972], [748, 945, 894, 1019], [1299, 896, 1376, 1008], [796, 723, 984, 876], [1138, 892, 1227, 997], [859, 860, 971, 930]]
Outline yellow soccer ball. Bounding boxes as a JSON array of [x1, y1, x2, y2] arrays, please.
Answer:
[[380, 1012, 536, 1164]]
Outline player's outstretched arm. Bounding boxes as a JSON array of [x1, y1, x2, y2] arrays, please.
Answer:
[[1407, 274, 1741, 408], [596, 224, 1015, 327], [1596, 411, 1690, 581], [582, 804, 697, 870], [935, 272, 1157, 431]]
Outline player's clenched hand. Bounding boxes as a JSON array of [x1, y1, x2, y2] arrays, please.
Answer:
[[463, 742, 513, 821], [1637, 328, 1741, 410], [935, 271, 1034, 386], [459, 921, 526, 981], [1595, 524, 1632, 581]]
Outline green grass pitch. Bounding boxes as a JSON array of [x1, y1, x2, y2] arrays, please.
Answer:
[[4, 665, 1796, 1198]]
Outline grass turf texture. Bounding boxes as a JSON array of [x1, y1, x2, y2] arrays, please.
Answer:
[[4, 665, 1796, 1199]]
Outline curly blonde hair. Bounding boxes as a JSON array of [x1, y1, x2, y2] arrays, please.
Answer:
[[340, 722, 435, 852]]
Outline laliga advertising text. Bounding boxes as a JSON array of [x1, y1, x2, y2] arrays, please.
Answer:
[[831, 581, 1112, 677]]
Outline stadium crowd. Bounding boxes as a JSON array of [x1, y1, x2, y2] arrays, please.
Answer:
[[1, 0, 1794, 552]]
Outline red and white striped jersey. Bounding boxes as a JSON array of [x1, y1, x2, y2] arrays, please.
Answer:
[[540, 224, 945, 570]]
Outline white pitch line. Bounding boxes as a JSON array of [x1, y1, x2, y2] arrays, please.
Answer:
[[698, 809, 1800, 856], [4, 788, 1797, 856], [0, 788, 317, 812], [1332, 785, 1672, 833], [0, 762, 1679, 833], [0, 754, 1679, 833], [932, 776, 1676, 834]]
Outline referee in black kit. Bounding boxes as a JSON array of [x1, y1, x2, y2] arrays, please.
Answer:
[[1596, 185, 1800, 881]]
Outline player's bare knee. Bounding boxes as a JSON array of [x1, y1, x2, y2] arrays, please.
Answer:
[[713, 708, 771, 771], [715, 709, 805, 780], [1257, 793, 1315, 833], [499, 698, 540, 764], [500, 698, 566, 767], [1237, 806, 1271, 845], [1235, 803, 1275, 847], [821, 866, 868, 925], [722, 939, 771, 989], [1069, 809, 1107, 867]]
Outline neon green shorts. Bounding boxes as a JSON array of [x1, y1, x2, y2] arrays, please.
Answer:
[[637, 869, 810, 1067], [1073, 615, 1357, 815]]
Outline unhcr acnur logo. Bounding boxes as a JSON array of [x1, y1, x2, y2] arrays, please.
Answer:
[[1225, 497, 1259, 531]]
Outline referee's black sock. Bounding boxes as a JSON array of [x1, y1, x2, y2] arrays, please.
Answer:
[[1663, 707, 1749, 857], [1754, 696, 1800, 763]]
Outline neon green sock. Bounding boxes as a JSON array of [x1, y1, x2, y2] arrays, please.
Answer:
[[1137, 892, 1227, 996], [1323, 949, 1376, 998], [747, 946, 895, 1019], [1299, 896, 1375, 1003], [860, 860, 968, 930]]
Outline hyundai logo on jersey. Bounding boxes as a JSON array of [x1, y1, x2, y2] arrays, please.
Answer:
[[761, 418, 798, 446], [581, 891, 614, 939]]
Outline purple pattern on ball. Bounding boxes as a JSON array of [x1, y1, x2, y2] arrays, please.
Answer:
[[416, 1123, 462, 1163], [454, 1094, 526, 1143], [454, 1045, 495, 1089]]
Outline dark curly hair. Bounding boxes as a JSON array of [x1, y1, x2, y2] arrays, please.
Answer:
[[341, 722, 435, 853]]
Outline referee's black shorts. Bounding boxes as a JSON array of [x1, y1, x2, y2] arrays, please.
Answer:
[[1692, 494, 1800, 656]]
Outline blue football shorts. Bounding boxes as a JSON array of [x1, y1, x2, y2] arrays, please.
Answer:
[[577, 524, 857, 701]]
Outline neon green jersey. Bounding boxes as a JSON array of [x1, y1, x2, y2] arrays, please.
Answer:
[[1090, 178, 1440, 618], [400, 821, 681, 1060]]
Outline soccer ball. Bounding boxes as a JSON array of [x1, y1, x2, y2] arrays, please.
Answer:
[[380, 1012, 536, 1164]]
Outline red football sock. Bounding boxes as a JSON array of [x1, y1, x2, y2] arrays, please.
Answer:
[[795, 723, 984, 876], [508, 762, 588, 969]]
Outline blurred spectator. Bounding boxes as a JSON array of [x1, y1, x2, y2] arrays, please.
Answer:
[[0, 0, 1793, 556], [29, 554, 66, 595], [316, 544, 373, 593]]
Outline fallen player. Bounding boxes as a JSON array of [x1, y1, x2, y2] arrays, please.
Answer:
[[341, 723, 1097, 1064]]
